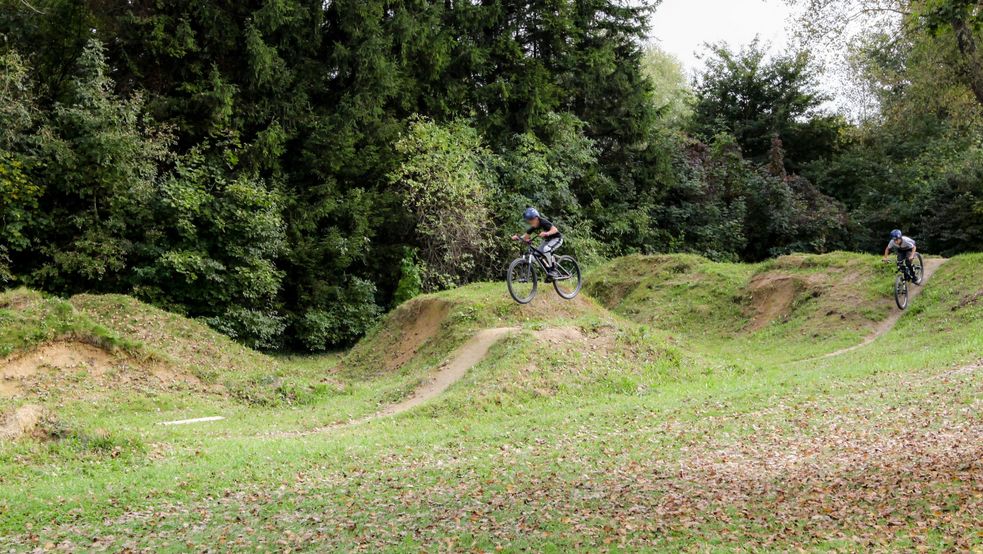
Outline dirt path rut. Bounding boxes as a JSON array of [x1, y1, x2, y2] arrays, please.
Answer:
[[280, 327, 518, 436], [376, 327, 517, 417], [817, 258, 946, 360]]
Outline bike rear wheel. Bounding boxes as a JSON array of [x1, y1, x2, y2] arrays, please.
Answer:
[[895, 275, 909, 310], [552, 255, 582, 300], [912, 253, 925, 284], [507, 258, 538, 304]]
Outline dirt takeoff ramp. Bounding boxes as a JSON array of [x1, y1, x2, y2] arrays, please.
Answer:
[[376, 327, 517, 417]]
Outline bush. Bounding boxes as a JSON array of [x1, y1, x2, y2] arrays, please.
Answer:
[[295, 278, 382, 351], [921, 148, 983, 256], [393, 250, 424, 306], [391, 117, 496, 291], [133, 139, 287, 346], [206, 307, 286, 350]]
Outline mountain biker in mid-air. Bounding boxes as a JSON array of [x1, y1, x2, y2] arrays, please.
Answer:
[[511, 208, 563, 280], [883, 229, 920, 285]]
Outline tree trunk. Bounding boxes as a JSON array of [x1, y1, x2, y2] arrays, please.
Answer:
[[951, 9, 983, 107]]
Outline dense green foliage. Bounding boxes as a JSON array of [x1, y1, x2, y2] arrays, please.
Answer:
[[641, 47, 693, 128], [391, 118, 496, 291], [792, 0, 983, 253], [0, 0, 979, 350], [691, 41, 846, 171]]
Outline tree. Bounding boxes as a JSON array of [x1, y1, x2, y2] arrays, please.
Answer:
[[641, 46, 693, 127], [656, 133, 851, 262], [655, 134, 749, 261], [22, 40, 170, 294], [0, 52, 42, 283], [137, 139, 288, 349], [692, 40, 845, 171], [934, 0, 983, 107], [790, 0, 983, 108], [7, 0, 951, 352], [390, 118, 496, 291], [921, 147, 983, 256], [492, 112, 607, 265], [793, 2, 983, 254]]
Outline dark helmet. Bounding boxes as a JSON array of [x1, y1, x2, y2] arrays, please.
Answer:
[[890, 229, 903, 240], [523, 207, 540, 221]]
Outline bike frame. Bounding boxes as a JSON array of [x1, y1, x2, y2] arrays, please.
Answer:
[[518, 241, 573, 281], [896, 260, 913, 282], [896, 256, 924, 283], [894, 262, 910, 309]]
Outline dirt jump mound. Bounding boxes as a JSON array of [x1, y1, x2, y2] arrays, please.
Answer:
[[745, 273, 821, 331]]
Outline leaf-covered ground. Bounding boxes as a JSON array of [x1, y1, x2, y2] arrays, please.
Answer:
[[1, 254, 982, 552]]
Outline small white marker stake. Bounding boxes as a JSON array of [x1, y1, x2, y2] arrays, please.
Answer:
[[159, 416, 225, 426]]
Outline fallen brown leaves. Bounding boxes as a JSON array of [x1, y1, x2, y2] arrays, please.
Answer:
[[3, 365, 981, 552]]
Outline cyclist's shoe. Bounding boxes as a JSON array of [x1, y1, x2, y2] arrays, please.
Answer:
[[545, 269, 560, 283]]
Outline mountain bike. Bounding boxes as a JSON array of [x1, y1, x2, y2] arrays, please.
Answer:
[[890, 252, 924, 310], [506, 239, 582, 304]]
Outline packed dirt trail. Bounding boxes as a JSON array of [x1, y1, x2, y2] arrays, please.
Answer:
[[277, 327, 518, 437], [376, 327, 517, 417], [813, 258, 946, 360]]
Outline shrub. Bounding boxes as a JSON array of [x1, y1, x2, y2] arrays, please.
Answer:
[[295, 278, 382, 350], [391, 117, 496, 291]]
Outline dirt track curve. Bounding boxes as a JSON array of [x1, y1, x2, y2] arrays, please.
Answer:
[[278, 327, 518, 436], [815, 258, 947, 360]]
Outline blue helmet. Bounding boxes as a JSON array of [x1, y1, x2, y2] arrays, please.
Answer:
[[890, 229, 903, 239], [523, 207, 540, 221]]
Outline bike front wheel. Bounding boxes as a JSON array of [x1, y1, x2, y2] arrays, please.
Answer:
[[507, 258, 538, 304], [895, 275, 909, 310], [552, 256, 582, 300]]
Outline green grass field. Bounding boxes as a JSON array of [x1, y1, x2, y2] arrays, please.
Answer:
[[0, 253, 980, 552]]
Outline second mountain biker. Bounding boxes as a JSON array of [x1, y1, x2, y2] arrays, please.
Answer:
[[883, 229, 920, 285]]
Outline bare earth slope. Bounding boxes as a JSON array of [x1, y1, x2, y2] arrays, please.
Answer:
[[376, 327, 518, 417]]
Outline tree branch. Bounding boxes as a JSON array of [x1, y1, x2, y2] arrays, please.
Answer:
[[16, 0, 45, 15]]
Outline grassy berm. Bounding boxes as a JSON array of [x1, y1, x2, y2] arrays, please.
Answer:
[[0, 253, 980, 552]]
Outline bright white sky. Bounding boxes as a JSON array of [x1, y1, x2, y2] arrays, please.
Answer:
[[649, 0, 799, 78]]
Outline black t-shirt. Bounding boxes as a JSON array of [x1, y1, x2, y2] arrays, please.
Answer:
[[527, 217, 561, 238]]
